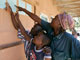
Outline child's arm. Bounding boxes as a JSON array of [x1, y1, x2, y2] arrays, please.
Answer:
[[16, 6, 41, 25], [10, 11, 19, 30], [6, 2, 19, 30], [15, 12, 31, 41]]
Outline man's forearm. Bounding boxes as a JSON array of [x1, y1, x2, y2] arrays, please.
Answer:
[[21, 9, 41, 24]]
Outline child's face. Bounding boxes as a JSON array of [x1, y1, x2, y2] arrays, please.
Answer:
[[33, 32, 43, 46]]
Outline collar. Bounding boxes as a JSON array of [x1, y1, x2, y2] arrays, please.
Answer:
[[56, 32, 64, 39], [34, 46, 43, 52]]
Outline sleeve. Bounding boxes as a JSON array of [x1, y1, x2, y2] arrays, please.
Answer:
[[17, 29, 24, 39], [44, 53, 52, 59], [41, 20, 51, 32], [17, 29, 30, 40], [72, 37, 80, 58], [41, 20, 54, 40]]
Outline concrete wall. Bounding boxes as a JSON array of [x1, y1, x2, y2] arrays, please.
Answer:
[[0, 9, 34, 60]]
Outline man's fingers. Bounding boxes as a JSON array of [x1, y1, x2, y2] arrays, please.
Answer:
[[15, 6, 24, 11], [15, 5, 18, 8], [15, 5, 20, 9], [15, 5, 20, 11]]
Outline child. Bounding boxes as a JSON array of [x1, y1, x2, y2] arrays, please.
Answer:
[[17, 23, 51, 60], [27, 31, 51, 60], [17, 23, 43, 57], [15, 10, 52, 60], [6, 3, 52, 60]]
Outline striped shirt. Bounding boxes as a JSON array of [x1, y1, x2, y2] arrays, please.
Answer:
[[17, 29, 52, 60], [17, 29, 30, 57]]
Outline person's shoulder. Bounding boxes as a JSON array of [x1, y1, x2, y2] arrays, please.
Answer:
[[64, 32, 73, 37], [64, 32, 77, 40], [41, 20, 52, 31], [41, 20, 50, 26]]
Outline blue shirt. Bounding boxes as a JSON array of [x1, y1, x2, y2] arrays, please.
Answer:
[[41, 20, 80, 60]]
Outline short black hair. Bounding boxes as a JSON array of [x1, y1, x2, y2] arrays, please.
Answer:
[[38, 31, 50, 46], [30, 23, 42, 37]]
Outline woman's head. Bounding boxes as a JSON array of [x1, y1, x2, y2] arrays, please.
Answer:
[[51, 12, 74, 32], [58, 12, 74, 30], [51, 15, 61, 30]]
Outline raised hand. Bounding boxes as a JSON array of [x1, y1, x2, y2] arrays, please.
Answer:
[[5, 2, 12, 13], [15, 5, 25, 11]]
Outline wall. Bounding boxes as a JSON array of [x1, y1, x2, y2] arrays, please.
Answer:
[[0, 9, 34, 60], [25, 0, 59, 21], [0, 0, 59, 60]]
